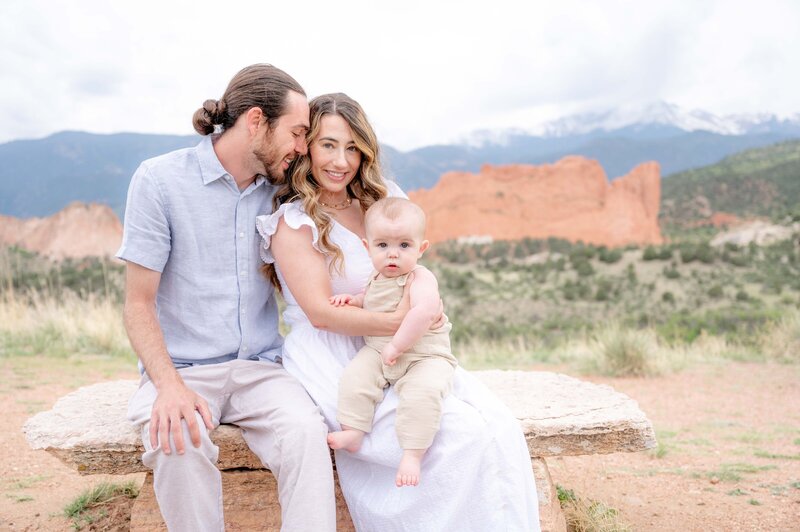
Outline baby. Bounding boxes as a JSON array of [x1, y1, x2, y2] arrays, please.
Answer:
[[327, 197, 457, 487]]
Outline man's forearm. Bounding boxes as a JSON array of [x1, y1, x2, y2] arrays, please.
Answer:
[[123, 301, 181, 389]]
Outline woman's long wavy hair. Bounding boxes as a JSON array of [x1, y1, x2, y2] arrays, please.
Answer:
[[263, 93, 388, 289]]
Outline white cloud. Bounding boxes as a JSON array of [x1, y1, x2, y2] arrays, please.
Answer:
[[0, 0, 798, 150]]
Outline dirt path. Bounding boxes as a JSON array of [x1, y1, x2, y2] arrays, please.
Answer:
[[1, 356, 143, 531], [549, 361, 800, 531], [2, 357, 799, 530]]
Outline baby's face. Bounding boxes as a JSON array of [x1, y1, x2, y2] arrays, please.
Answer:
[[363, 215, 429, 278]]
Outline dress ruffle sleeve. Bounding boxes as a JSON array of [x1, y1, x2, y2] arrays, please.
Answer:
[[255, 202, 322, 264]]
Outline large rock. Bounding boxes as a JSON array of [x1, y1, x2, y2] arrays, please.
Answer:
[[23, 372, 655, 474], [475, 370, 657, 456], [0, 201, 122, 260], [25, 371, 652, 532], [408, 157, 663, 247], [710, 220, 800, 247]]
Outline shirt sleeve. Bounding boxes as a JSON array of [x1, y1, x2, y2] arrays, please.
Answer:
[[385, 179, 408, 199], [116, 162, 171, 272]]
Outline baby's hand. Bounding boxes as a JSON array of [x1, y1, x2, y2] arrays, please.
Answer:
[[329, 294, 353, 307], [381, 344, 402, 366]]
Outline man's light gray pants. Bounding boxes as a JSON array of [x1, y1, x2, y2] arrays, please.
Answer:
[[128, 359, 336, 532]]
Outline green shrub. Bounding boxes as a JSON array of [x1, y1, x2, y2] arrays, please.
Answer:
[[574, 260, 594, 277], [597, 247, 623, 264], [663, 266, 681, 279]]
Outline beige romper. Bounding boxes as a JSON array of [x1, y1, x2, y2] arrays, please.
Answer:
[[337, 270, 457, 449]]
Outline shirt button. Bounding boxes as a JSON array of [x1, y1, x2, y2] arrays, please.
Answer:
[[242, 345, 248, 352], [239, 232, 245, 238], [240, 270, 246, 277]]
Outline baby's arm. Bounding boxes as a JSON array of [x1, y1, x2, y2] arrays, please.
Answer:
[[382, 267, 441, 365], [329, 292, 365, 307]]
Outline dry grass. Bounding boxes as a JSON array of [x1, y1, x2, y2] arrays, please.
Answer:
[[760, 309, 800, 363], [0, 291, 133, 359], [558, 485, 633, 532]]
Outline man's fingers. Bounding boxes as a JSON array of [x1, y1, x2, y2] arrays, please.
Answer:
[[171, 413, 186, 454], [149, 414, 160, 450], [197, 400, 214, 431], [159, 416, 172, 455], [183, 409, 201, 450]]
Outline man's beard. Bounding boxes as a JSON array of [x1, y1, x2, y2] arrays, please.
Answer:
[[253, 133, 287, 184]]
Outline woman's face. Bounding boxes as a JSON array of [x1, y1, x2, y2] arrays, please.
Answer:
[[309, 114, 362, 197]]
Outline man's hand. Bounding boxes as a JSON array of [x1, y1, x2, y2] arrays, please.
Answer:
[[329, 294, 354, 307], [149, 380, 214, 455], [381, 343, 402, 366]]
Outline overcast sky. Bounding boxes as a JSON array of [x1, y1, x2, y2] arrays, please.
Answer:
[[2, 0, 798, 151]]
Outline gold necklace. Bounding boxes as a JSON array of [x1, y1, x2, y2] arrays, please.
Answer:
[[319, 195, 352, 210]]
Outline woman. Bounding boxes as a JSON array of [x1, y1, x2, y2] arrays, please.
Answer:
[[257, 93, 540, 531]]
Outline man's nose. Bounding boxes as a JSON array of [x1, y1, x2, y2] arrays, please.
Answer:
[[295, 136, 308, 155]]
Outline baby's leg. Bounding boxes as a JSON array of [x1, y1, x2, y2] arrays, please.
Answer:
[[327, 425, 366, 452], [332, 345, 387, 453], [396, 448, 425, 487], [393, 357, 455, 487]]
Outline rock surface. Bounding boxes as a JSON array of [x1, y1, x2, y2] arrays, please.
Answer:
[[474, 370, 657, 456], [408, 157, 663, 247], [23, 372, 656, 474], [710, 220, 800, 247], [0, 201, 122, 259]]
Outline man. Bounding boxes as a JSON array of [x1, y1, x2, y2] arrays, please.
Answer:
[[117, 64, 335, 531]]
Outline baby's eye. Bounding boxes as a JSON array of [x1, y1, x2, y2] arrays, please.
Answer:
[[400, 242, 410, 249], [377, 243, 387, 248]]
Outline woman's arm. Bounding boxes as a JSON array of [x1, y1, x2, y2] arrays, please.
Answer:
[[270, 217, 405, 336]]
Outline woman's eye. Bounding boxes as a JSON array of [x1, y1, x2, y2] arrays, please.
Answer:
[[347, 145, 359, 152]]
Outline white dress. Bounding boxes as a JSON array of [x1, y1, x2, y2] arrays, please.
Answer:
[[256, 195, 540, 532]]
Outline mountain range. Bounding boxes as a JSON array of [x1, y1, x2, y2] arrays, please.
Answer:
[[2, 101, 799, 218]]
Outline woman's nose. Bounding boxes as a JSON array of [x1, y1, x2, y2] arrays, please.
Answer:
[[333, 148, 348, 168]]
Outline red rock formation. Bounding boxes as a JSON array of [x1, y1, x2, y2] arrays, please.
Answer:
[[0, 202, 122, 260], [408, 156, 662, 247]]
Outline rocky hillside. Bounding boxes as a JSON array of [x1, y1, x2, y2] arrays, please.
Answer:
[[409, 157, 662, 247], [0, 202, 122, 260], [661, 140, 800, 228]]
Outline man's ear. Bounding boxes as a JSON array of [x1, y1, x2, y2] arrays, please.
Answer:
[[245, 107, 264, 137], [419, 240, 430, 255]]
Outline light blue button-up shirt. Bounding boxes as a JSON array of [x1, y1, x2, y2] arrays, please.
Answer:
[[117, 135, 283, 368]]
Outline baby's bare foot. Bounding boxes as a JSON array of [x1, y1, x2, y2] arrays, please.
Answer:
[[327, 430, 364, 452], [395, 450, 424, 487]]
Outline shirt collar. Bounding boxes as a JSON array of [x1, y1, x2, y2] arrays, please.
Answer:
[[197, 134, 268, 189], [197, 134, 230, 185]]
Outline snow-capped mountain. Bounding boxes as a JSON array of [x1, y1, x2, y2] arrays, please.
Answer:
[[547, 101, 800, 137], [464, 102, 800, 145]]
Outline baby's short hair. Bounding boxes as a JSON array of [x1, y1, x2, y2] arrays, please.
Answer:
[[365, 197, 427, 237]]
